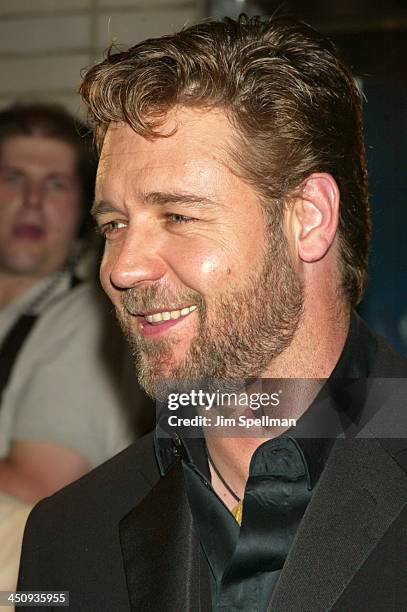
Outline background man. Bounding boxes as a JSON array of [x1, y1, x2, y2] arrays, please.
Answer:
[[0, 104, 133, 505], [18, 16, 407, 611]]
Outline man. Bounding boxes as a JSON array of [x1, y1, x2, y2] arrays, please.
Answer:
[[18, 16, 407, 611], [0, 104, 133, 505]]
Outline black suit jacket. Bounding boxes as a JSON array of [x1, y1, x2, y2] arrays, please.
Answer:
[[17, 330, 407, 611]]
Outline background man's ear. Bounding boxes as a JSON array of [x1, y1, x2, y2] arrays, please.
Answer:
[[291, 173, 340, 263]]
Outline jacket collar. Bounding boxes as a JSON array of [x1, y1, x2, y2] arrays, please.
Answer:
[[119, 461, 211, 611], [267, 437, 407, 610]]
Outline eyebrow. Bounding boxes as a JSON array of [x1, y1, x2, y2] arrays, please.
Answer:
[[0, 165, 71, 178], [142, 191, 219, 209], [91, 200, 120, 218], [92, 191, 219, 218], [0, 164, 24, 171]]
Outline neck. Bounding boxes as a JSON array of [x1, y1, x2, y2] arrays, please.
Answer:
[[206, 437, 260, 510], [206, 295, 351, 512], [263, 296, 350, 379], [0, 272, 50, 307]]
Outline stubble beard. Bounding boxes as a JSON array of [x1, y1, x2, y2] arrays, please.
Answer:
[[117, 232, 304, 399]]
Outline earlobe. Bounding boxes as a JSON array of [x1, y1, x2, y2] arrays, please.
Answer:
[[294, 173, 340, 263]]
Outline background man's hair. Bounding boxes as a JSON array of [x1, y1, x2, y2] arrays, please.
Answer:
[[80, 15, 371, 305], [0, 102, 96, 238]]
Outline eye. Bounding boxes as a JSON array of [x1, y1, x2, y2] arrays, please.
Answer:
[[46, 177, 69, 191], [97, 220, 127, 239], [1, 171, 24, 185], [166, 213, 194, 225]]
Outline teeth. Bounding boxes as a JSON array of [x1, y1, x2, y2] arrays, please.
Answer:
[[145, 304, 197, 324]]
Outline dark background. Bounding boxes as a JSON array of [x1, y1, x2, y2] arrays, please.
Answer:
[[207, 0, 407, 354]]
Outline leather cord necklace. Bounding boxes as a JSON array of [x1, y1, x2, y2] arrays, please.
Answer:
[[207, 451, 244, 525]]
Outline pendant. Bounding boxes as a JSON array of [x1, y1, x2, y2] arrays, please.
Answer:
[[232, 500, 243, 526]]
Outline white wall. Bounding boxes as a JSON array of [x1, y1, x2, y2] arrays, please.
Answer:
[[0, 0, 204, 117]]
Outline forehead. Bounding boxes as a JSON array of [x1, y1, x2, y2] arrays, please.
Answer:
[[96, 108, 241, 197], [0, 135, 77, 173]]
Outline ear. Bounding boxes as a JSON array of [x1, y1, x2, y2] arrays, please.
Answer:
[[289, 173, 340, 263]]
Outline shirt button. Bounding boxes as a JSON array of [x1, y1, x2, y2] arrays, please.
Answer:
[[173, 434, 182, 456]]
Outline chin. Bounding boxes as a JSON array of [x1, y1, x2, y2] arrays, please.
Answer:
[[138, 357, 189, 400], [5, 261, 44, 277]]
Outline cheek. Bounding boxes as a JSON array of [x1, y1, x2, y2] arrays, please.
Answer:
[[0, 189, 21, 218], [167, 245, 233, 293], [46, 197, 81, 238], [195, 254, 222, 277]]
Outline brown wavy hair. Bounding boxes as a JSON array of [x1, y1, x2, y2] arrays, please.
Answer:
[[80, 15, 371, 305]]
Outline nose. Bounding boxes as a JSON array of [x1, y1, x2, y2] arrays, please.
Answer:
[[106, 225, 167, 290], [23, 181, 43, 209]]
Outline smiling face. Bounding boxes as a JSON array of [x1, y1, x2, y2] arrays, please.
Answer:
[[94, 108, 303, 396], [0, 135, 82, 280]]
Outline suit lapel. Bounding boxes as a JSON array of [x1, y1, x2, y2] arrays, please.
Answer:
[[119, 462, 209, 612], [268, 438, 407, 611]]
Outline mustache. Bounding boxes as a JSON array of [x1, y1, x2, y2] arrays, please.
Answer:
[[120, 285, 203, 315]]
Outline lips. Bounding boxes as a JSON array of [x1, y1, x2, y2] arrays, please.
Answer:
[[137, 304, 197, 337], [13, 223, 45, 240]]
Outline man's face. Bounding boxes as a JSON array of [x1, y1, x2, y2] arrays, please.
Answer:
[[0, 135, 82, 279], [94, 109, 303, 396]]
